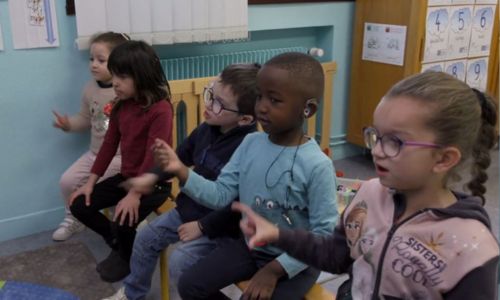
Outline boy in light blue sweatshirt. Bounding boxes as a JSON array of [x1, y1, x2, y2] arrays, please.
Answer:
[[130, 52, 338, 300]]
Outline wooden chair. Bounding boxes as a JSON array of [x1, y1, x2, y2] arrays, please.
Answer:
[[156, 62, 338, 300]]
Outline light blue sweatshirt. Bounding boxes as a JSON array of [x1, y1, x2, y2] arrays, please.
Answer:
[[182, 132, 338, 277]]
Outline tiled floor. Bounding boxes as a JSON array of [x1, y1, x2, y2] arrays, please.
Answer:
[[0, 150, 498, 299]]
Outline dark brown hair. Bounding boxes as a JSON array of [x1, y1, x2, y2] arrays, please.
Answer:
[[219, 63, 261, 118]]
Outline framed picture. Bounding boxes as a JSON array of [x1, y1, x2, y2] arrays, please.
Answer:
[[249, 0, 352, 4]]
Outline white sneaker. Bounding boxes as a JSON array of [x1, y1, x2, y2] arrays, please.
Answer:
[[52, 215, 85, 241], [102, 287, 128, 300]]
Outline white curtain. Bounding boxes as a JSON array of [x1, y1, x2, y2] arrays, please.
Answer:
[[75, 0, 248, 49]]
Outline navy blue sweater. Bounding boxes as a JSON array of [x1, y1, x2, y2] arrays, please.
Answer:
[[153, 122, 256, 237]]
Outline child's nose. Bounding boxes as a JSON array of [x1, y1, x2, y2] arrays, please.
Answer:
[[371, 140, 385, 158], [255, 100, 267, 114], [204, 101, 213, 111]]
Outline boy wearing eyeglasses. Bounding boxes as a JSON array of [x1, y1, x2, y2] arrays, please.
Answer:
[[103, 63, 260, 300]]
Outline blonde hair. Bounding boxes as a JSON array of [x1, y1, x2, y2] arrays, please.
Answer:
[[384, 71, 497, 204]]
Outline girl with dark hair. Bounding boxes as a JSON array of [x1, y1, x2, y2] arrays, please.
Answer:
[[69, 40, 173, 283]]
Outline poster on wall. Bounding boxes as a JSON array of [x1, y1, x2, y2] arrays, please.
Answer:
[[466, 57, 489, 91], [451, 0, 475, 4], [468, 5, 496, 57], [361, 22, 407, 66], [8, 0, 60, 49], [428, 0, 451, 6], [475, 0, 498, 4], [423, 7, 450, 62], [447, 6, 473, 59], [444, 59, 467, 81], [421, 62, 445, 72]]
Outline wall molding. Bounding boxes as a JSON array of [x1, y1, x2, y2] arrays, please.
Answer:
[[0, 207, 63, 242]]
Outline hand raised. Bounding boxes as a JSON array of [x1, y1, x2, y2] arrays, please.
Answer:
[[121, 173, 158, 194], [153, 138, 185, 175], [52, 110, 70, 131]]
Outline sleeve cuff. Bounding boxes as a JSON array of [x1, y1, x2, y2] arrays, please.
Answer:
[[275, 253, 308, 278]]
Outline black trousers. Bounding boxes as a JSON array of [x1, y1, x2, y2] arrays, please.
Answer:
[[70, 174, 169, 261], [178, 237, 320, 300]]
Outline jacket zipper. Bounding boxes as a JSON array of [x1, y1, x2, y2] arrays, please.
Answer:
[[371, 208, 429, 299]]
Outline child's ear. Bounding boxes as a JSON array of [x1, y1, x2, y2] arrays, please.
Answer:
[[304, 98, 318, 118], [238, 114, 254, 126], [433, 146, 461, 174]]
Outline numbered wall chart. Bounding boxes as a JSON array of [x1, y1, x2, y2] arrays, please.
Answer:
[[468, 5, 496, 57], [9, 0, 60, 49], [444, 59, 467, 81], [361, 23, 407, 66], [423, 7, 450, 62], [447, 6, 473, 59], [466, 57, 489, 91]]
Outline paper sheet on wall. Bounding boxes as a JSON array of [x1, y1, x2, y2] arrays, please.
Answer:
[[428, 0, 451, 6], [466, 57, 489, 91], [475, 0, 498, 4], [444, 59, 467, 81], [423, 7, 450, 62], [0, 22, 4, 51], [421, 62, 445, 72], [9, 0, 60, 49], [361, 23, 407, 66], [451, 0, 475, 4], [468, 5, 496, 57], [447, 6, 473, 59]]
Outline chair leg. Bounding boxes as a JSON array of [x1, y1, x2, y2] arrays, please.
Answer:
[[103, 208, 111, 219], [159, 248, 170, 300]]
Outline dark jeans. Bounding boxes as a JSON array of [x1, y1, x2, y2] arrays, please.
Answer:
[[178, 237, 320, 300], [70, 174, 169, 261]]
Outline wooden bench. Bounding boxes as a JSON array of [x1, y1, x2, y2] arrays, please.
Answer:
[[156, 61, 337, 300], [236, 280, 336, 300]]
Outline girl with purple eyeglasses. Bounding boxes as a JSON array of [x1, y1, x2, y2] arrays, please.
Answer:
[[234, 71, 499, 300]]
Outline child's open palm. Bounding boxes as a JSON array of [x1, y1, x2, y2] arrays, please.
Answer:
[[153, 138, 183, 174]]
